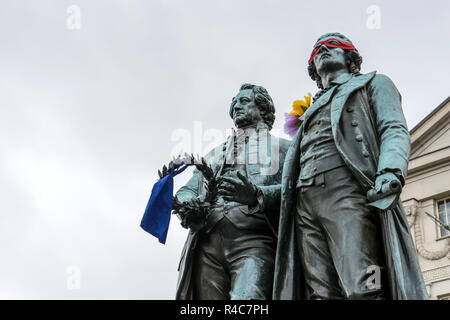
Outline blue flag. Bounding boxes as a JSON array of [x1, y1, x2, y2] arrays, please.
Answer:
[[140, 162, 188, 244]]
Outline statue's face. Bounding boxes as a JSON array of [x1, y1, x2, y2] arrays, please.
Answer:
[[230, 89, 263, 128], [312, 35, 349, 74]]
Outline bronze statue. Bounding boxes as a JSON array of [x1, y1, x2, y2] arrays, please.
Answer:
[[273, 33, 428, 299], [172, 84, 290, 299]]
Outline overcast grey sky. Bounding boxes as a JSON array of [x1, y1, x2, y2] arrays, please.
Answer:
[[0, 0, 448, 299]]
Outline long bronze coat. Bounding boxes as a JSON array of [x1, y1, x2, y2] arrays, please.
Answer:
[[273, 71, 429, 299]]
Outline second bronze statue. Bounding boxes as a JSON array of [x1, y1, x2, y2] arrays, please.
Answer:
[[172, 84, 290, 299]]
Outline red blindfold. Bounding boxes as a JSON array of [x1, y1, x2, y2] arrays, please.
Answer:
[[308, 38, 357, 65]]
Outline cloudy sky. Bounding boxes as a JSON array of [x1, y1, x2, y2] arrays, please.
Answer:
[[0, 0, 448, 299]]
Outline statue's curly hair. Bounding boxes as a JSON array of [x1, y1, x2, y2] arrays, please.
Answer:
[[229, 83, 276, 130], [307, 33, 363, 92]]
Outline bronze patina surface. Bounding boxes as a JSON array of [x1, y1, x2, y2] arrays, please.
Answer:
[[273, 33, 428, 300], [170, 84, 290, 299]]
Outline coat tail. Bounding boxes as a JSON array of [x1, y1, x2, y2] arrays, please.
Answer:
[[381, 204, 429, 299]]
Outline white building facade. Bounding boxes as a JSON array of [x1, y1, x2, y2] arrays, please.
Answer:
[[401, 97, 450, 300]]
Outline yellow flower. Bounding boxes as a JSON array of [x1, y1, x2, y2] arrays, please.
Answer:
[[289, 92, 312, 116]]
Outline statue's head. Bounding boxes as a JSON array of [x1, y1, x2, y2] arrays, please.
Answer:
[[229, 84, 275, 130], [307, 33, 363, 89]]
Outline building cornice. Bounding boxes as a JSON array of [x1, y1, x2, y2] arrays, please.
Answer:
[[410, 96, 450, 135]]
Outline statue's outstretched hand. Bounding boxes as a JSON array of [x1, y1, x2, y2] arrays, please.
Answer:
[[217, 171, 258, 206], [374, 172, 400, 195], [367, 171, 402, 208]]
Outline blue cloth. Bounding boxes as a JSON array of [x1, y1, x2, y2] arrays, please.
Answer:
[[140, 162, 188, 244]]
